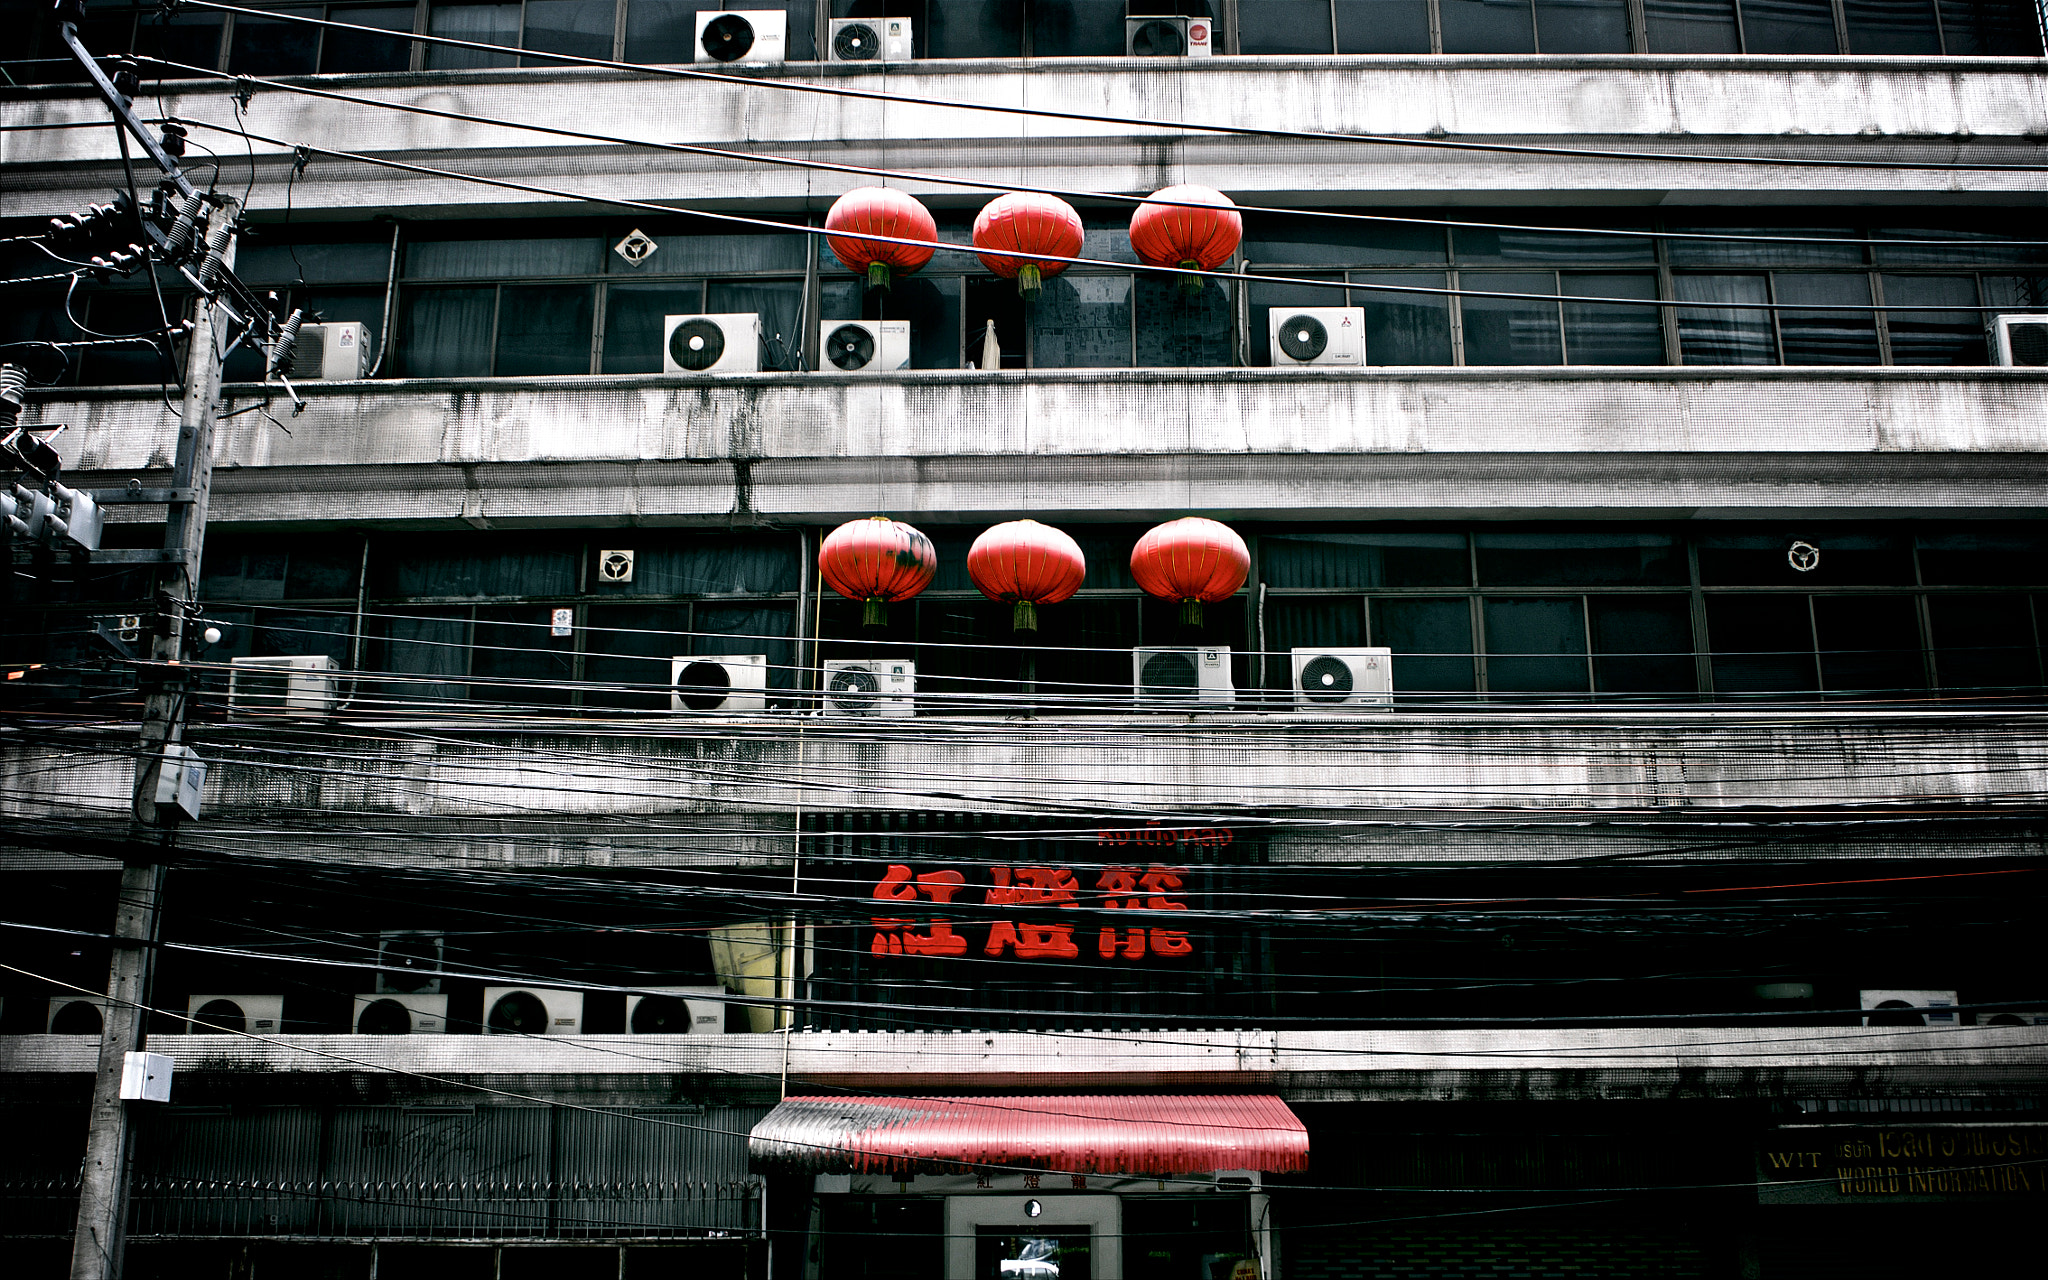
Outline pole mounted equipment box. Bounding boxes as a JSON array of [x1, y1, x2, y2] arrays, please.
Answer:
[[152, 744, 205, 820], [119, 1052, 172, 1102]]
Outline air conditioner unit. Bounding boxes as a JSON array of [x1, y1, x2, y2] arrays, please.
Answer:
[[819, 319, 910, 373], [352, 993, 448, 1035], [1269, 307, 1364, 366], [376, 931, 444, 994], [695, 9, 787, 64], [1292, 647, 1393, 708], [1126, 16, 1213, 56], [828, 15, 912, 62], [288, 321, 371, 380], [47, 995, 108, 1034], [671, 654, 769, 712], [663, 313, 761, 374], [1991, 313, 2048, 366], [1860, 988, 1960, 1028], [228, 654, 339, 714], [185, 994, 284, 1035], [1977, 1008, 2048, 1027], [627, 985, 728, 1035], [822, 658, 916, 716], [483, 987, 584, 1036], [1134, 646, 1233, 705]]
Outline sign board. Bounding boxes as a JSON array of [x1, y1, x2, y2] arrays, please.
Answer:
[[1758, 1126, 2047, 1203]]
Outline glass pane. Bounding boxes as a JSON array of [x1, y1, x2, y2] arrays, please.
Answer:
[[1843, 0, 1943, 52], [1813, 595, 1924, 695], [1454, 222, 1656, 267], [1037, 598, 1140, 707], [1706, 595, 1816, 697], [494, 284, 593, 376], [1266, 598, 1366, 688], [1666, 228, 1865, 268], [1881, 275, 1985, 366], [401, 288, 498, 379], [1484, 597, 1589, 694], [1372, 597, 1477, 694], [1697, 530, 1914, 586], [1135, 275, 1233, 368], [1590, 596, 1697, 695], [706, 280, 805, 371], [427, 3, 521, 68], [136, 14, 228, 73], [624, 0, 697, 62], [696, 604, 797, 689], [1246, 213, 1447, 267], [1916, 528, 2048, 586], [1240, 1, 1337, 52], [601, 280, 702, 374], [587, 534, 800, 595], [975, 1230, 1091, 1280], [927, 0, 1022, 56], [472, 606, 575, 706], [1739, 0, 1841, 52], [1774, 273, 1880, 365], [1981, 275, 2048, 311], [1937, 0, 2045, 54], [582, 603, 683, 711], [623, 223, 808, 275], [375, 535, 579, 598], [1353, 273, 1454, 366], [1441, 0, 1538, 52], [1645, 0, 1742, 51], [849, 276, 961, 370], [1561, 273, 1664, 366], [1535, 0, 1632, 51], [1249, 275, 1344, 366], [1674, 274, 1775, 365], [236, 240, 393, 286], [1476, 531, 1686, 587], [1459, 272, 1562, 366], [374, 609, 469, 707], [1336, 0, 1433, 51], [522, 0, 616, 65], [1929, 595, 2040, 695], [1264, 531, 1471, 589], [1031, 274, 1131, 369], [407, 237, 604, 279], [228, 7, 323, 75], [320, 5, 417, 73], [1872, 222, 2048, 268], [1030, 0, 1127, 56]]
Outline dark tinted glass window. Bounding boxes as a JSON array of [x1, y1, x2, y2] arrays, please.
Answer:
[[1136, 276, 1233, 368], [1459, 273, 1561, 366], [1645, 0, 1742, 50], [1355, 274, 1454, 366], [1265, 532, 1470, 589], [1668, 228, 1864, 269], [1843, 0, 1943, 52], [624, 0, 696, 62], [427, 3, 520, 68], [1032, 275, 1131, 369], [1336, 0, 1433, 51], [1455, 224, 1655, 268], [229, 7, 323, 75], [472, 606, 575, 705], [137, 13, 228, 72], [1476, 532, 1685, 588], [1484, 597, 1589, 694], [602, 281, 703, 374], [1916, 529, 2048, 586], [1929, 595, 2040, 694], [586, 535, 799, 596], [1881, 275, 1985, 366], [1241, 1, 1337, 53], [321, 5, 417, 73], [1267, 598, 1366, 688], [1440, 0, 1537, 51], [1698, 533, 1913, 586], [1674, 275, 1775, 365], [1740, 0, 1841, 51], [1249, 276, 1343, 366], [707, 280, 805, 371], [1535, 0, 1631, 51], [927, 0, 1023, 56], [697, 604, 798, 688], [1562, 274, 1663, 365], [1706, 595, 1816, 696], [375, 537, 579, 598], [494, 284, 593, 376], [1246, 215, 1446, 268], [1030, 0, 1126, 56], [1591, 597, 1697, 695], [401, 287, 495, 378], [1775, 274, 1880, 365], [583, 603, 678, 711], [1813, 595, 1924, 695], [1937, 0, 2045, 54], [1373, 597, 1476, 694], [522, 0, 616, 64]]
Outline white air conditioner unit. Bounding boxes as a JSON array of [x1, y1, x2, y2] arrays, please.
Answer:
[[1292, 647, 1393, 708], [1860, 988, 1960, 1028], [185, 994, 284, 1035], [627, 985, 728, 1035], [1977, 1008, 2048, 1027], [1134, 646, 1233, 705], [228, 654, 339, 714], [483, 986, 584, 1035], [819, 319, 910, 373], [671, 654, 769, 712], [288, 321, 371, 380], [1991, 313, 2048, 366], [663, 313, 761, 374], [376, 931, 444, 995], [695, 9, 787, 64], [47, 995, 108, 1034], [828, 15, 912, 62], [352, 993, 448, 1035], [1269, 307, 1364, 366], [1126, 16, 1213, 56], [822, 658, 916, 716]]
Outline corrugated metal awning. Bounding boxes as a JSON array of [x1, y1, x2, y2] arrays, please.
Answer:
[[748, 1094, 1308, 1176]]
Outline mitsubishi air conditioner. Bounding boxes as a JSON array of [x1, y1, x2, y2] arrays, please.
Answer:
[[484, 986, 585, 1035], [822, 658, 916, 716], [1126, 16, 1213, 56], [828, 15, 912, 62], [185, 994, 284, 1035], [627, 985, 728, 1035], [1860, 988, 1960, 1028], [352, 993, 448, 1035], [819, 319, 910, 373], [228, 654, 338, 714], [1991, 314, 2048, 366], [1134, 646, 1233, 705], [47, 995, 108, 1034], [1292, 647, 1394, 708], [287, 322, 371, 380], [375, 931, 444, 994], [671, 654, 769, 712], [695, 9, 787, 64], [664, 313, 761, 374], [1269, 307, 1364, 366]]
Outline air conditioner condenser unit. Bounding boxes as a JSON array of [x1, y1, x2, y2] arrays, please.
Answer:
[[1269, 307, 1364, 366], [664, 313, 761, 374], [47, 995, 109, 1034], [376, 931, 444, 994], [228, 654, 339, 714], [627, 985, 728, 1035], [671, 654, 769, 712], [822, 659, 915, 716], [828, 15, 912, 62], [287, 322, 371, 380], [1292, 647, 1394, 708], [483, 987, 584, 1035], [1126, 16, 1213, 56], [1134, 646, 1233, 705], [185, 994, 285, 1035], [1991, 314, 2048, 366], [696, 9, 787, 64], [1860, 988, 1960, 1028], [819, 320, 910, 373], [352, 993, 449, 1035]]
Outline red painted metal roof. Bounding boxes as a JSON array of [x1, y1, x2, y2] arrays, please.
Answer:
[[748, 1094, 1308, 1176]]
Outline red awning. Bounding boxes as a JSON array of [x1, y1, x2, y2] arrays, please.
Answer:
[[747, 1094, 1308, 1176]]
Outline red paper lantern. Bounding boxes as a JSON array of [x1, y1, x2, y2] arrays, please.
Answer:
[[1128, 184, 1242, 293], [972, 192, 1085, 299], [967, 520, 1087, 633], [825, 187, 937, 290], [1129, 517, 1250, 628], [821, 516, 937, 628]]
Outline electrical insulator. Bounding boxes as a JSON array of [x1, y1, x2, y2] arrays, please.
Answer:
[[4, 484, 52, 540], [267, 308, 306, 379], [160, 122, 187, 158], [197, 215, 234, 290], [164, 190, 207, 258], [0, 363, 26, 430], [48, 483, 103, 552]]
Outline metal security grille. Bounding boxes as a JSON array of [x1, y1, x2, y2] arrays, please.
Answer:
[[1288, 1227, 1710, 1279]]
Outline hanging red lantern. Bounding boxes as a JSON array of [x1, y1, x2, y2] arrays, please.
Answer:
[[967, 520, 1087, 633], [972, 192, 1085, 299], [825, 187, 937, 291], [1129, 517, 1250, 629], [820, 516, 938, 628], [1128, 184, 1242, 294]]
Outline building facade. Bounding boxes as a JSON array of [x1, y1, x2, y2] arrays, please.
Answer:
[[3, 2, 2048, 1277]]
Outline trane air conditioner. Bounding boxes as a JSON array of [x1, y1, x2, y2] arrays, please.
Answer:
[[1860, 988, 1960, 1028], [828, 15, 912, 62], [1991, 314, 2048, 366], [185, 994, 284, 1035], [818, 319, 910, 373], [47, 995, 108, 1034], [287, 321, 371, 380], [352, 992, 448, 1035], [822, 658, 916, 716], [671, 654, 769, 712], [228, 654, 339, 714], [663, 313, 761, 374], [627, 985, 728, 1035], [1292, 647, 1394, 708], [1269, 306, 1364, 366], [1133, 646, 1233, 705], [375, 931, 444, 994], [484, 986, 585, 1035], [1126, 16, 1213, 56], [695, 9, 787, 64]]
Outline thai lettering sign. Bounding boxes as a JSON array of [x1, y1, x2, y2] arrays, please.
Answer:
[[1757, 1126, 2048, 1203], [869, 861, 1197, 962]]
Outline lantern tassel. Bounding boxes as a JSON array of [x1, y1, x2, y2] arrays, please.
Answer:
[[1017, 262, 1042, 299], [1013, 599, 1038, 633], [1178, 258, 1205, 295], [867, 261, 892, 291], [863, 598, 889, 629], [1179, 599, 1204, 629]]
